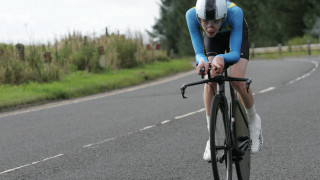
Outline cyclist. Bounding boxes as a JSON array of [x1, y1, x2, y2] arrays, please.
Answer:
[[186, 0, 263, 162]]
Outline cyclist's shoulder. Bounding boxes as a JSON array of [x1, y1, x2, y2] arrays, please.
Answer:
[[225, 1, 243, 27], [227, 1, 243, 16], [186, 6, 196, 17], [186, 7, 199, 25]]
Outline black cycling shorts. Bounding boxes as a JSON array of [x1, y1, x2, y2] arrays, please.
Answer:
[[203, 19, 249, 62]]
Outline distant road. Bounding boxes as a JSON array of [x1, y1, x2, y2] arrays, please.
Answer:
[[0, 56, 319, 179]]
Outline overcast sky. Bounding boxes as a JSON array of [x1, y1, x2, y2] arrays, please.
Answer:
[[0, 0, 161, 44]]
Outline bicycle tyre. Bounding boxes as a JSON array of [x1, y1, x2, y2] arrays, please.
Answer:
[[210, 95, 232, 180], [233, 100, 251, 180]]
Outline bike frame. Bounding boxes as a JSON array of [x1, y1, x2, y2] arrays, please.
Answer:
[[180, 68, 252, 179]]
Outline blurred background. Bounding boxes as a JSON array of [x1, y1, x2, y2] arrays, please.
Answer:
[[0, 1, 320, 178], [150, 0, 320, 55], [0, 0, 320, 99]]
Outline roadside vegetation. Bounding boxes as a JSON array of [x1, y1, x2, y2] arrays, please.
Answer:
[[0, 31, 194, 111], [0, 32, 168, 85], [0, 31, 319, 112], [252, 35, 320, 59]]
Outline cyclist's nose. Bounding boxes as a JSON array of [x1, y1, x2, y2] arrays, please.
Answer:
[[205, 21, 218, 29]]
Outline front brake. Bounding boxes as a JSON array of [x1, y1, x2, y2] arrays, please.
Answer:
[[180, 85, 187, 99], [245, 78, 252, 93]]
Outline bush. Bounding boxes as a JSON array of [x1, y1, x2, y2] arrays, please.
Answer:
[[0, 45, 63, 84], [286, 35, 318, 46], [72, 45, 101, 72], [116, 37, 138, 68], [0, 30, 169, 85]]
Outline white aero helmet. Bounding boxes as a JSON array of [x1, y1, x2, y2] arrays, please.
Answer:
[[196, 0, 227, 20]]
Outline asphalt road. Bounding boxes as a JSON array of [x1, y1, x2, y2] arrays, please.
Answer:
[[0, 56, 319, 179]]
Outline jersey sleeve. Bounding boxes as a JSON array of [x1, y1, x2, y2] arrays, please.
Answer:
[[216, 6, 243, 64], [186, 8, 208, 64]]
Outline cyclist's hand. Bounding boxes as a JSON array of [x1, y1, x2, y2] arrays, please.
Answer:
[[212, 56, 225, 75], [196, 60, 209, 75]]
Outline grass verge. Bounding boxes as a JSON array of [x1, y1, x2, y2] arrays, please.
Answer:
[[0, 58, 193, 112], [252, 50, 320, 59]]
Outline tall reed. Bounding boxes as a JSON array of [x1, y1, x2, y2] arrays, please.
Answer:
[[0, 30, 168, 85]]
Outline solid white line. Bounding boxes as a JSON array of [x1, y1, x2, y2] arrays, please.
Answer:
[[196, 108, 206, 113], [259, 87, 275, 94], [0, 70, 195, 119], [0, 154, 64, 175], [287, 60, 319, 85]]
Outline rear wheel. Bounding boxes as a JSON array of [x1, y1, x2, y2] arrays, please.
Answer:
[[210, 95, 232, 180], [233, 100, 251, 180]]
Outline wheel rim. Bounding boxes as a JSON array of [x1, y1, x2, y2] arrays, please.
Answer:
[[234, 102, 251, 180], [211, 105, 231, 180]]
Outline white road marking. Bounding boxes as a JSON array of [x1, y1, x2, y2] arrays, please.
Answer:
[[175, 111, 197, 120], [161, 120, 171, 124], [196, 108, 205, 113], [286, 60, 319, 85], [0, 154, 63, 175], [140, 125, 156, 131], [0, 71, 194, 119], [1, 59, 318, 175], [83, 144, 94, 148], [259, 87, 275, 94], [83, 137, 116, 148]]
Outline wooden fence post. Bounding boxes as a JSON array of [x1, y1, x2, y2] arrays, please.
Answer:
[[106, 27, 109, 37], [278, 43, 282, 56], [251, 43, 255, 59], [15, 43, 25, 61], [84, 36, 87, 46], [307, 39, 311, 55]]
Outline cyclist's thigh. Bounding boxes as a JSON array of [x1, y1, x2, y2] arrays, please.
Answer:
[[229, 58, 248, 78], [230, 19, 250, 78]]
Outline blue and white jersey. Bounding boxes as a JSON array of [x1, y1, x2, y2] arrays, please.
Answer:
[[186, 1, 244, 64]]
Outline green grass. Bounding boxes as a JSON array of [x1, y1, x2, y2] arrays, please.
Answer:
[[0, 58, 193, 111], [252, 50, 320, 59], [1, 49, 319, 112]]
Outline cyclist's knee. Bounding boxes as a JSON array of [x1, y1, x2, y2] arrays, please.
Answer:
[[204, 83, 216, 94], [230, 81, 245, 92]]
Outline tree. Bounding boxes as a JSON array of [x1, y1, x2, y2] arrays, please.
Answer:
[[235, 0, 320, 46], [152, 0, 194, 56], [152, 0, 320, 50]]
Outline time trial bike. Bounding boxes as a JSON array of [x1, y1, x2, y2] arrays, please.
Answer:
[[180, 65, 252, 180]]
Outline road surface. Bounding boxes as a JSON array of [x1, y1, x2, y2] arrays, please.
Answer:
[[0, 56, 319, 179]]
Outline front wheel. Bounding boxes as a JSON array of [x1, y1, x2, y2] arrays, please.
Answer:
[[210, 95, 232, 180]]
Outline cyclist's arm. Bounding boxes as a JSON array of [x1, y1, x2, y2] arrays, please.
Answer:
[[186, 8, 208, 65], [215, 6, 243, 64]]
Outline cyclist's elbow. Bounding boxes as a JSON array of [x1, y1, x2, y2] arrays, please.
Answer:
[[234, 54, 241, 63], [225, 52, 240, 64]]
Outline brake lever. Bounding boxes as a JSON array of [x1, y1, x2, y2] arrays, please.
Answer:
[[180, 85, 187, 99], [200, 64, 215, 79], [245, 78, 252, 93], [200, 67, 205, 79]]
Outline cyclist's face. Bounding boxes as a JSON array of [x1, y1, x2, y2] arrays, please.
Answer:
[[200, 19, 223, 37]]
